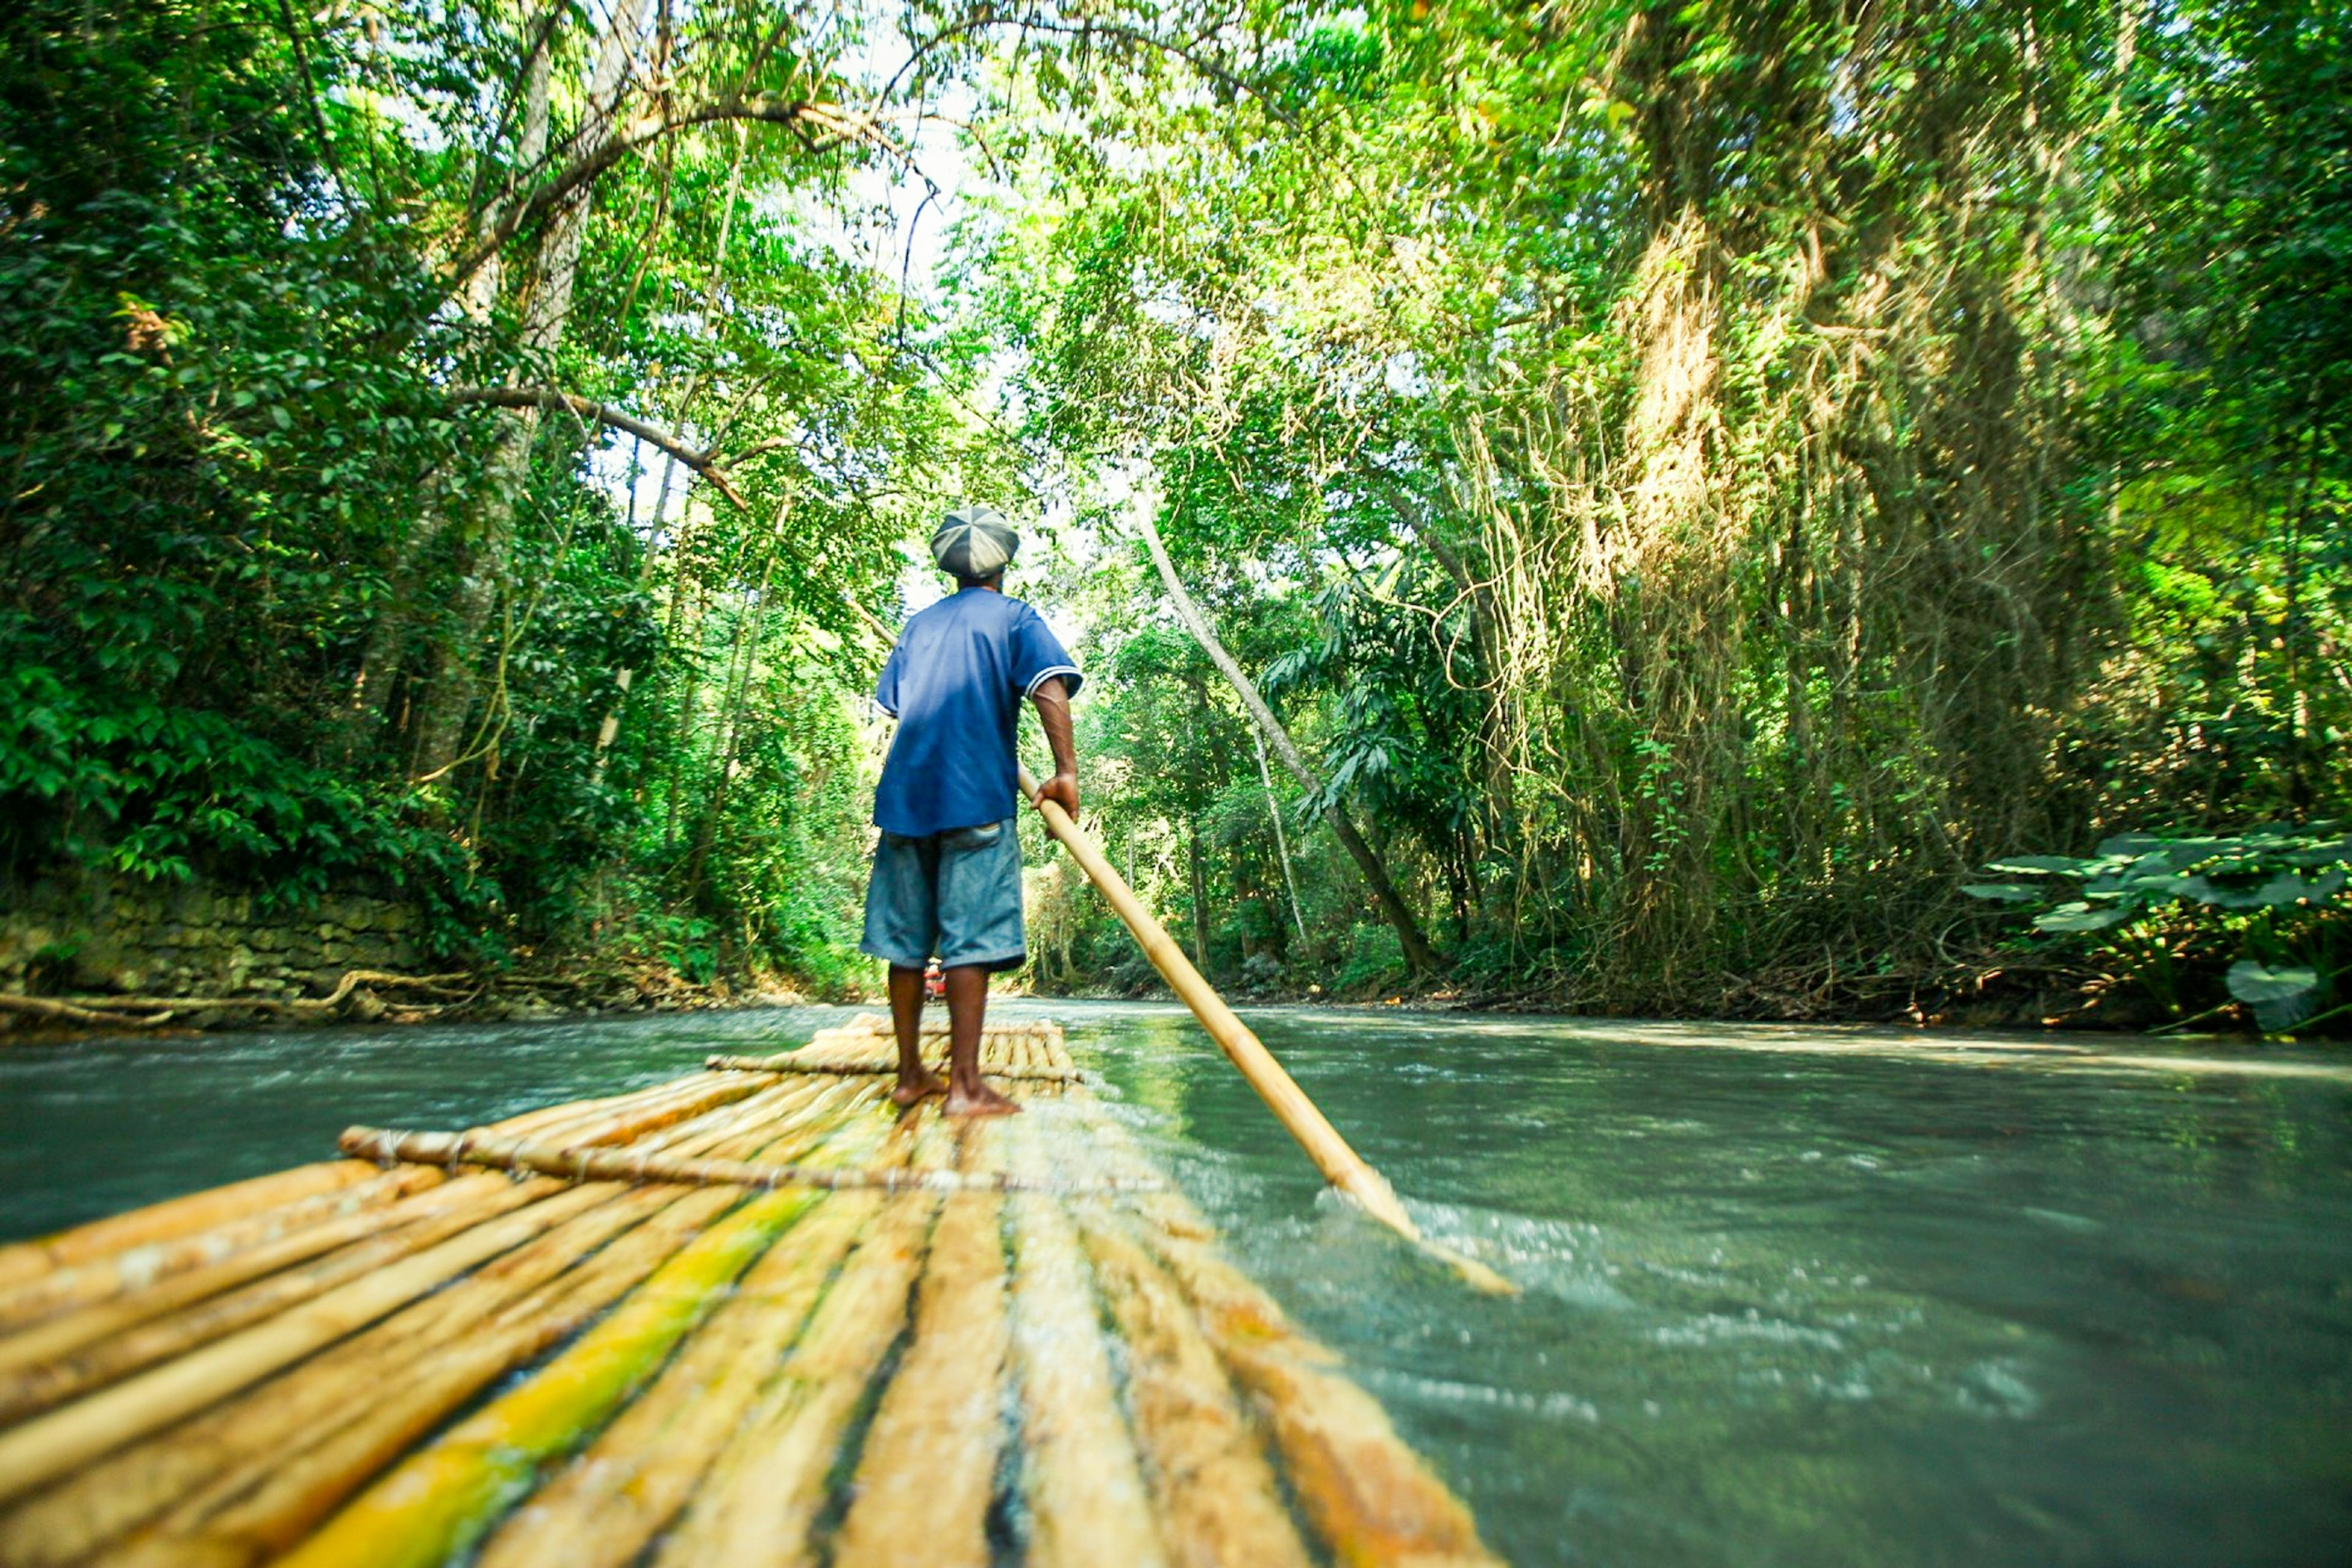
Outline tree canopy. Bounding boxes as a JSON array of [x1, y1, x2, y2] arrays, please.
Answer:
[[3, 0, 2344, 1025]]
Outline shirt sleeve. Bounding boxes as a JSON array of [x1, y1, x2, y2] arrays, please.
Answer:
[[873, 638, 905, 717], [1010, 605, 1083, 700]]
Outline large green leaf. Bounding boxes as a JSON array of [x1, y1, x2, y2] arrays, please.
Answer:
[[2227, 962, 2323, 1032], [2034, 903, 2132, 932], [1989, 855, 2091, 876], [2225, 962, 2319, 1004]]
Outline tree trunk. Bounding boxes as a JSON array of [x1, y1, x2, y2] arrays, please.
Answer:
[[1252, 727, 1309, 949], [344, 15, 562, 762], [413, 0, 650, 784], [685, 540, 778, 899], [587, 129, 748, 784], [1135, 482, 1441, 976], [1188, 813, 1209, 970]]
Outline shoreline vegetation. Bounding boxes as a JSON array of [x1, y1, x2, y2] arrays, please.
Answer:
[[0, 942, 2260, 1046], [4, 3, 2345, 1042]]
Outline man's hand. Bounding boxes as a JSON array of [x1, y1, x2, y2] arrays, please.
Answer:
[[1028, 675, 1081, 822], [1033, 769, 1080, 823]]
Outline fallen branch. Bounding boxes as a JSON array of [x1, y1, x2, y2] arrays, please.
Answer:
[[0, 971, 474, 1028], [338, 1126, 1158, 1196], [0, 995, 178, 1028]]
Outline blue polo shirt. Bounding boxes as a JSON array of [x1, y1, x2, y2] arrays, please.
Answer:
[[873, 587, 1081, 837]]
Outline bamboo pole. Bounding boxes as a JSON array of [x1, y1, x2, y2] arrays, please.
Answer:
[[0, 1182, 613, 1567], [99, 1186, 749, 1568], [1073, 1206, 1316, 1568], [0, 1072, 772, 1336], [0, 1160, 408, 1319], [174, 1087, 874, 1568], [0, 1171, 528, 1422], [704, 1051, 1082, 1083], [336, 1126, 1156, 1195], [0, 1163, 451, 1337], [1017, 766, 1513, 1295]]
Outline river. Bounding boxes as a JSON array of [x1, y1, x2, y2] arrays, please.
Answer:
[[2, 1001, 2347, 1566]]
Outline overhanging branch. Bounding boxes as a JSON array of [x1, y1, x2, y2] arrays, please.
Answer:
[[445, 96, 878, 287], [448, 385, 756, 510]]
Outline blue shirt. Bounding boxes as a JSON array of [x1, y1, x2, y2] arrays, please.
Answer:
[[873, 587, 1082, 837]]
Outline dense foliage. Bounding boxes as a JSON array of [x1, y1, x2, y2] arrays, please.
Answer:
[[2, 0, 986, 982], [970, 0, 2349, 1028], [3, 1, 2344, 1028]]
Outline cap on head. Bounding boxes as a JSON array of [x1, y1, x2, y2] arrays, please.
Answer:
[[930, 505, 1019, 580]]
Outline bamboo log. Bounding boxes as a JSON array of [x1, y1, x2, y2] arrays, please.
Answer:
[[480, 1074, 724, 1144], [337, 1125, 1156, 1195], [646, 1110, 949, 1567], [829, 1134, 1011, 1568], [0, 1072, 769, 1335], [1017, 766, 1513, 1295], [10, 1098, 864, 1567], [0, 1180, 616, 1567], [826, 1014, 1060, 1069], [704, 1050, 1082, 1083], [0, 1161, 390, 1308], [1076, 1211, 1316, 1568], [0, 1077, 817, 1381], [1003, 1119, 1167, 1568], [1080, 1113, 1502, 1568], [100, 1186, 748, 1568], [649, 1187, 941, 1568], [465, 1113, 907, 1568], [0, 1163, 450, 1338], [0, 1170, 529, 1422], [470, 1189, 883, 1568], [0, 1178, 621, 1509], [274, 1182, 829, 1568], [505, 1071, 779, 1148]]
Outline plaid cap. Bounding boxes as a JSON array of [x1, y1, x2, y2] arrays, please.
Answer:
[[931, 505, 1019, 578]]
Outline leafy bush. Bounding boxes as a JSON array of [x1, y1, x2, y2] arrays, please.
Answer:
[[0, 658, 503, 961], [1967, 825, 2350, 1033], [1332, 922, 1407, 996]]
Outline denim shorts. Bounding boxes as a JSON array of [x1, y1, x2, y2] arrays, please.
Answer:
[[859, 820, 1025, 972]]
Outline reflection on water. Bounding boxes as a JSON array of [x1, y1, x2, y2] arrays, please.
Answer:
[[3, 1001, 2348, 1566]]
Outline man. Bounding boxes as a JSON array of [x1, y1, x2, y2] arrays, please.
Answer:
[[861, 505, 1082, 1116]]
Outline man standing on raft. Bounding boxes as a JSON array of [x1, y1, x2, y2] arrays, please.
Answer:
[[861, 506, 1082, 1116]]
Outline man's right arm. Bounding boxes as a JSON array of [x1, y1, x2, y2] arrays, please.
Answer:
[[1028, 675, 1080, 821]]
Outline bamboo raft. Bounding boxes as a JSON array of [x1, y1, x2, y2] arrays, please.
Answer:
[[0, 1016, 1501, 1567]]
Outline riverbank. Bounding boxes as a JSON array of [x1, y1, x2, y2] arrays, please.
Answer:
[[0, 956, 810, 1044], [3, 944, 2313, 1047]]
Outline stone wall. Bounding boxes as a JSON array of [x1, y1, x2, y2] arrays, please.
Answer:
[[0, 872, 423, 1000]]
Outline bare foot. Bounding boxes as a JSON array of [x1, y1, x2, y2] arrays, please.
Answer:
[[891, 1070, 948, 1107], [943, 1079, 1022, 1118]]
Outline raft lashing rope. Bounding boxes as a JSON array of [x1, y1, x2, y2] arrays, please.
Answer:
[[0, 1017, 1502, 1567]]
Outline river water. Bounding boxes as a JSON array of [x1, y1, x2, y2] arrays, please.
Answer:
[[2, 1001, 2347, 1566]]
